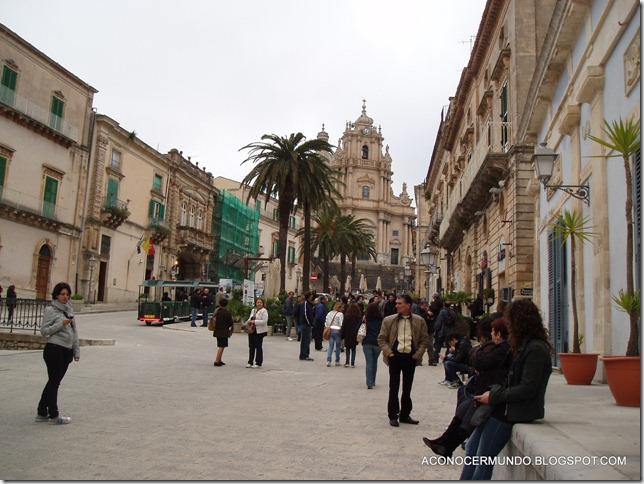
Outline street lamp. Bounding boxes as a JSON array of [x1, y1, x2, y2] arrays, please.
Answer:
[[87, 254, 97, 305], [404, 265, 412, 293], [420, 246, 437, 301], [532, 142, 589, 204], [295, 267, 301, 294]]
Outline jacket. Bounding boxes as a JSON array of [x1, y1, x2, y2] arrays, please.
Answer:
[[283, 297, 295, 316], [325, 310, 343, 330], [469, 339, 510, 394], [40, 305, 80, 358], [488, 338, 552, 423], [300, 300, 315, 326], [314, 302, 327, 326], [247, 307, 268, 334], [341, 313, 360, 347], [445, 335, 471, 364], [377, 313, 429, 366], [212, 307, 233, 338], [363, 316, 382, 346]]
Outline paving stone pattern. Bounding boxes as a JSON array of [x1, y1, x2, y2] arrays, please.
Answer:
[[0, 311, 464, 480]]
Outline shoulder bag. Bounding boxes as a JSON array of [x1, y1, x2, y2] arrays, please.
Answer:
[[357, 317, 367, 344], [323, 312, 337, 340]]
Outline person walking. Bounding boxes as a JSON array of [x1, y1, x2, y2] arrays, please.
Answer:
[[362, 302, 383, 389], [283, 291, 296, 341], [37, 282, 79, 425], [212, 298, 233, 367], [426, 293, 443, 365], [341, 302, 361, 367], [298, 292, 315, 361], [6, 284, 17, 323], [377, 294, 430, 427], [460, 299, 553, 480], [245, 298, 268, 368], [325, 301, 344, 366], [382, 293, 397, 317], [189, 288, 201, 327]]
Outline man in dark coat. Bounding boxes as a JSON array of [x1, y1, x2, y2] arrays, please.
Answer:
[[298, 292, 315, 361]]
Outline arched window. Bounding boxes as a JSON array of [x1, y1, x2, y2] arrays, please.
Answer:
[[197, 209, 203, 230], [180, 202, 187, 226], [189, 206, 195, 227], [362, 145, 369, 159], [362, 186, 370, 199]]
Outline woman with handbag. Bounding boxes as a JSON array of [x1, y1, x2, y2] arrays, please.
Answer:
[[341, 302, 361, 367], [423, 317, 510, 456], [245, 298, 268, 368], [325, 302, 344, 367], [212, 298, 233, 367], [460, 299, 552, 480], [362, 302, 383, 389]]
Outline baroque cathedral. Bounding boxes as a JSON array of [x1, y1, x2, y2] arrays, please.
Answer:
[[317, 101, 417, 293]]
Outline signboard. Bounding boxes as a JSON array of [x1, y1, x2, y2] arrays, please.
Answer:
[[242, 279, 255, 306], [520, 288, 533, 297], [311, 274, 318, 281]]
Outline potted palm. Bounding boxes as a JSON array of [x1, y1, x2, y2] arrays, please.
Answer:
[[551, 209, 599, 384], [588, 117, 640, 405]]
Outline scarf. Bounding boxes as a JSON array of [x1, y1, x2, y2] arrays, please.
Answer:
[[51, 298, 74, 319]]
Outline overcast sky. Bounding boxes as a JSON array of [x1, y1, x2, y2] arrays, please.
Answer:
[[4, 0, 486, 201]]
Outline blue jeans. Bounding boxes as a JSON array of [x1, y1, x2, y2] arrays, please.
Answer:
[[460, 416, 514, 480], [326, 331, 341, 362], [190, 307, 199, 326], [444, 360, 470, 382], [202, 308, 209, 326], [362, 344, 381, 387], [299, 325, 312, 359]]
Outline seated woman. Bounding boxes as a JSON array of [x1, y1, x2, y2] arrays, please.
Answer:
[[439, 332, 473, 389], [424, 317, 510, 457], [460, 299, 552, 480]]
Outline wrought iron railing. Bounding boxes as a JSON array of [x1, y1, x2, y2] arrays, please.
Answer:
[[0, 298, 50, 334]]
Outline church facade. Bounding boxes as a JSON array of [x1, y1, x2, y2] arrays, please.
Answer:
[[320, 103, 416, 293]]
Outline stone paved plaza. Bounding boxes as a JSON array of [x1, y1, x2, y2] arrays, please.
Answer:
[[1, 310, 464, 480]]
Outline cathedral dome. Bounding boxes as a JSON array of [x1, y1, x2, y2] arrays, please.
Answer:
[[354, 99, 374, 126]]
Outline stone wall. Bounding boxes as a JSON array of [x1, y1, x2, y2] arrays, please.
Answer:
[[0, 332, 115, 350]]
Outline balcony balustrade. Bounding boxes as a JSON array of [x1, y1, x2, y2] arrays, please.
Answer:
[[0, 185, 67, 228], [100, 196, 130, 229]]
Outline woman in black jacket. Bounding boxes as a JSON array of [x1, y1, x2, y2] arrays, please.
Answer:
[[424, 317, 510, 456], [212, 298, 234, 367], [361, 302, 383, 389], [460, 299, 552, 480]]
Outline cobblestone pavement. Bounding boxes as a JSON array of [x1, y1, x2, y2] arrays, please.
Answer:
[[1, 311, 465, 480]]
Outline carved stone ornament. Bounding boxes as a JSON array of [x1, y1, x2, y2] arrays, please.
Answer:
[[624, 30, 640, 95]]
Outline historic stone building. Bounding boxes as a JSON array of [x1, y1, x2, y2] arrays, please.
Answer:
[[83, 115, 217, 303], [422, 0, 553, 307], [0, 23, 97, 299], [325, 102, 416, 292]]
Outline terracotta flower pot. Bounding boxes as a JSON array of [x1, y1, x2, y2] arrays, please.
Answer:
[[558, 353, 599, 385], [602, 356, 641, 407]]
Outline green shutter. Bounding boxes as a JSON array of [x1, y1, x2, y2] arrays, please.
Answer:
[[43, 176, 58, 218], [500, 84, 508, 121], [159, 203, 165, 220], [149, 199, 155, 217], [49, 96, 64, 131], [288, 246, 295, 264], [0, 156, 6, 188], [1, 66, 17, 105], [106, 179, 119, 208], [153, 174, 162, 192]]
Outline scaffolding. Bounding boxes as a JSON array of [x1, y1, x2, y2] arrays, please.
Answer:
[[210, 190, 259, 284]]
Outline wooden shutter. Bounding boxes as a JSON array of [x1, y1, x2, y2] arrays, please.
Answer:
[[49, 96, 64, 131], [106, 178, 119, 208], [43, 176, 58, 218], [0, 156, 6, 189], [548, 229, 568, 365], [1, 66, 17, 105]]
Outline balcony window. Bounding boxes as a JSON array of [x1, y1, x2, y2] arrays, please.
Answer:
[[197, 209, 203, 230], [1, 66, 17, 106], [0, 156, 6, 196], [42, 176, 58, 219], [49, 95, 64, 132], [189, 206, 195, 227], [180, 202, 187, 225], [362, 186, 370, 199], [362, 145, 369, 159], [106, 178, 119, 208], [390, 248, 399, 265], [149, 200, 165, 221], [288, 245, 296, 264]]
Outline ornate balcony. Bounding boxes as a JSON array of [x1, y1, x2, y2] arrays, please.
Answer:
[[176, 225, 215, 253], [149, 218, 171, 244], [0, 186, 66, 231], [100, 197, 130, 229]]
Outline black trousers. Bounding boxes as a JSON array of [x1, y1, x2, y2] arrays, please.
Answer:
[[248, 332, 265, 365], [387, 353, 417, 419], [313, 321, 324, 350], [38, 343, 72, 418]]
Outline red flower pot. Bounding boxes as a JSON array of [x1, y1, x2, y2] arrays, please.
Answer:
[[602, 356, 641, 407], [558, 353, 599, 385]]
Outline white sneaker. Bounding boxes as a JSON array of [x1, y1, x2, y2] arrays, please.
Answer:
[[438, 379, 450, 385], [49, 415, 71, 425], [327, 362, 331, 367], [287, 337, 294, 341], [251, 364, 260, 368], [246, 364, 252, 368], [448, 381, 463, 389]]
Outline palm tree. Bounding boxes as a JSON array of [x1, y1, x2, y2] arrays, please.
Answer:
[[587, 117, 640, 357], [294, 155, 342, 293], [336, 214, 375, 295], [309, 204, 339, 292], [552, 209, 596, 354], [240, 133, 334, 293]]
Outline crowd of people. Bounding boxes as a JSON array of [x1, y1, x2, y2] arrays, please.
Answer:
[[31, 279, 553, 479]]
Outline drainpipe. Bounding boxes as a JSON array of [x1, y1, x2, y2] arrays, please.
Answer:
[[75, 107, 97, 293]]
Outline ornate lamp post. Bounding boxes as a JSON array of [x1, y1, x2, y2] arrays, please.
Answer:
[[532, 142, 589, 204], [420, 246, 437, 301], [404, 265, 412, 293]]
